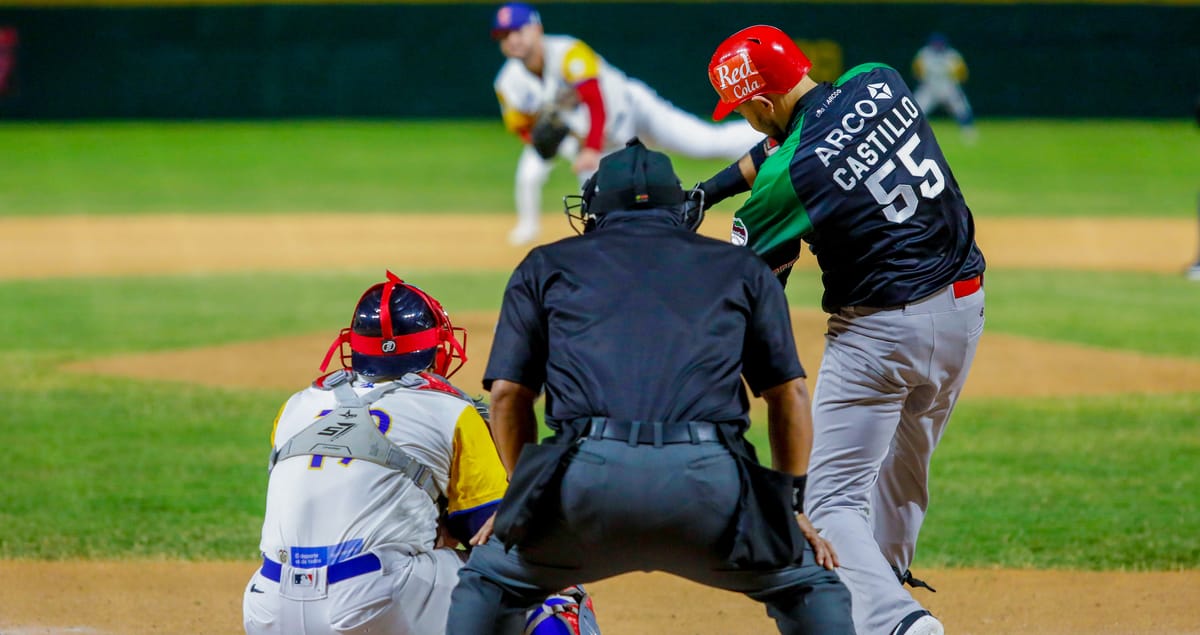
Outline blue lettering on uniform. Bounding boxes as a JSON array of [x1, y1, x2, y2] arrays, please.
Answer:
[[289, 539, 364, 567]]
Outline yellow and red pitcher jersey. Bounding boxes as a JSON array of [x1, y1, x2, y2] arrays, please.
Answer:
[[258, 374, 507, 565], [493, 34, 637, 148]]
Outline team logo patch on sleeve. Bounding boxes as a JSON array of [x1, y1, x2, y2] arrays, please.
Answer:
[[867, 82, 893, 101], [731, 218, 748, 246]]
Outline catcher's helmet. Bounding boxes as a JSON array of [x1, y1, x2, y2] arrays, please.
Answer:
[[319, 271, 467, 378], [563, 138, 705, 233], [708, 24, 812, 121]]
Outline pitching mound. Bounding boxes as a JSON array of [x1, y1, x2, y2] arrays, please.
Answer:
[[0, 214, 1195, 279]]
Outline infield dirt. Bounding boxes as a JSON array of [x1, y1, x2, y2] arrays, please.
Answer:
[[2, 213, 1198, 634]]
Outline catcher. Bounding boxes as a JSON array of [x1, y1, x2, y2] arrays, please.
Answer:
[[242, 272, 599, 635]]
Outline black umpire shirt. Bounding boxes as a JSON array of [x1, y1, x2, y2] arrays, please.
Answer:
[[484, 211, 805, 430]]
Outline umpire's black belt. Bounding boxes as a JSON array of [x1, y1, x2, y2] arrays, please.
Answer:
[[577, 417, 721, 446]]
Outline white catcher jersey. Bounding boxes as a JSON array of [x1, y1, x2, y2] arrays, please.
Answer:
[[493, 34, 637, 147], [257, 372, 507, 567]]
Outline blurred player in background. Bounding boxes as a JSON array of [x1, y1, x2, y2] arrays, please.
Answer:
[[491, 2, 762, 245], [242, 271, 599, 635], [912, 32, 976, 143]]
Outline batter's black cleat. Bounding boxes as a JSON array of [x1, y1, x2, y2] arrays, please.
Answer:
[[893, 566, 937, 592]]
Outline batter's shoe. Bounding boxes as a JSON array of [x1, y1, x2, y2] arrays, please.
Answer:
[[893, 566, 937, 592], [890, 609, 944, 635]]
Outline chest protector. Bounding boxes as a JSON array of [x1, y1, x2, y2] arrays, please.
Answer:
[[268, 370, 441, 503]]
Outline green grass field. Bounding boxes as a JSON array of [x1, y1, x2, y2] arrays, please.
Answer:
[[1, 119, 1197, 217], [1, 120, 1198, 570]]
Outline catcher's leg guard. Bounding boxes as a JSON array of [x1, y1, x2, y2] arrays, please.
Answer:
[[524, 585, 600, 635]]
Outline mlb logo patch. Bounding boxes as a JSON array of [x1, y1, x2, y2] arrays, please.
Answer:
[[280, 564, 327, 601]]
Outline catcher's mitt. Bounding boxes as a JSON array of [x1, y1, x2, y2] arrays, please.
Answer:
[[530, 111, 570, 160]]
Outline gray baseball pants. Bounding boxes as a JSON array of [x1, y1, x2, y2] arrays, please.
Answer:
[[805, 282, 985, 635]]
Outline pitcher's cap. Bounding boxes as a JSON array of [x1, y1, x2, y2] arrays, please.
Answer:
[[492, 3, 541, 39]]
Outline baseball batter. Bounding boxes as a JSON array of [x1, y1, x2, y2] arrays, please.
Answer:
[[242, 272, 598, 635], [700, 26, 987, 635], [912, 33, 976, 143], [490, 2, 762, 245]]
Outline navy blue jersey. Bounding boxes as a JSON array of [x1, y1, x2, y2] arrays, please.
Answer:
[[484, 214, 805, 430], [732, 63, 985, 312]]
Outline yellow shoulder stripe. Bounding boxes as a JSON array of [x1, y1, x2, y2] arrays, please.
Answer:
[[561, 40, 600, 84], [447, 406, 508, 514], [497, 90, 536, 134], [269, 401, 288, 447]]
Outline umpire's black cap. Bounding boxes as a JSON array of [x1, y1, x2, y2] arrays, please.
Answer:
[[588, 138, 686, 215]]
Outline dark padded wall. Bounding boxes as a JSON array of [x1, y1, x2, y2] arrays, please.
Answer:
[[0, 2, 1196, 119]]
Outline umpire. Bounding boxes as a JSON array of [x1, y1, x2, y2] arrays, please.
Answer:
[[446, 140, 854, 634]]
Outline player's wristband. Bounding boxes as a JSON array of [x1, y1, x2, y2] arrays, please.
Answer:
[[791, 474, 807, 513], [748, 137, 773, 170], [699, 162, 749, 208]]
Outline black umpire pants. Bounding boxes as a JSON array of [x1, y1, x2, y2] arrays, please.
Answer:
[[446, 435, 854, 634]]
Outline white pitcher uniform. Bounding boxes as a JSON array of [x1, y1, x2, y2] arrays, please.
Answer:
[[242, 370, 508, 635], [494, 34, 762, 242]]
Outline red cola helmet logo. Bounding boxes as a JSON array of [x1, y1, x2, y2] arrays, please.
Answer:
[[708, 25, 813, 121], [712, 52, 764, 104]]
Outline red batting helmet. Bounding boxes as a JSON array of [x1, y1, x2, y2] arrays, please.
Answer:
[[708, 25, 812, 121]]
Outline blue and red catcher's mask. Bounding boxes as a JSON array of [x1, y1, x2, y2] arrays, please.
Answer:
[[320, 271, 467, 378]]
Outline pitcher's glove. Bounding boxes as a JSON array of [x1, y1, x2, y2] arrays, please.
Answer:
[[530, 111, 571, 160]]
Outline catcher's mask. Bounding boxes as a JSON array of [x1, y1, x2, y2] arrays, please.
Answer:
[[319, 271, 467, 378], [708, 24, 812, 121], [563, 138, 705, 234]]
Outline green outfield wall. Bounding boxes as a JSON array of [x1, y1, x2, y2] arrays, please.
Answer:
[[0, 1, 1196, 119]]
